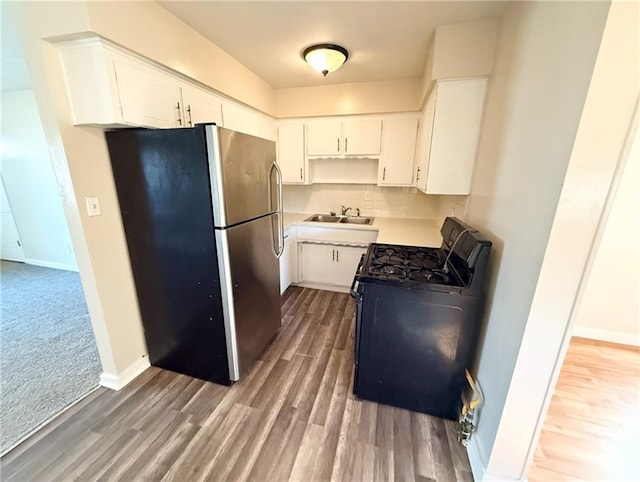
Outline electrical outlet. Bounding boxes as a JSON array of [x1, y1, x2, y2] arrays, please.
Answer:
[[364, 191, 372, 201], [85, 196, 102, 217], [450, 207, 456, 215]]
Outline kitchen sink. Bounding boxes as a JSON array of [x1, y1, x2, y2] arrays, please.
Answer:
[[304, 214, 374, 225], [304, 214, 341, 222], [339, 217, 374, 225]]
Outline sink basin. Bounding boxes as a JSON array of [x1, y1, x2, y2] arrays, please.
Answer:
[[304, 214, 375, 225], [304, 214, 341, 223], [339, 217, 374, 225]]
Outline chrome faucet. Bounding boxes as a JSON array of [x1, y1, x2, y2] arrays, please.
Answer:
[[356, 208, 360, 217], [341, 205, 352, 216]]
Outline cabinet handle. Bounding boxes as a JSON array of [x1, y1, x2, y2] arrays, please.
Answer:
[[416, 167, 421, 182], [300, 168, 303, 180], [176, 102, 182, 126], [332, 249, 335, 261], [337, 138, 340, 152], [383, 167, 386, 181], [345, 138, 348, 152], [336, 249, 339, 262], [187, 105, 193, 127]]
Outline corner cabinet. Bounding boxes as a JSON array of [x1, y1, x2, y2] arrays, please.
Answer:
[[306, 119, 382, 157], [277, 121, 306, 184], [415, 79, 487, 195]]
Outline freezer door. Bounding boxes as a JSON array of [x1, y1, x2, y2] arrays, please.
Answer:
[[215, 214, 281, 380], [207, 126, 278, 227]]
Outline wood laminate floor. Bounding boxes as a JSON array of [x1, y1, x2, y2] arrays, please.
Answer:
[[1, 287, 473, 482], [529, 337, 640, 481]]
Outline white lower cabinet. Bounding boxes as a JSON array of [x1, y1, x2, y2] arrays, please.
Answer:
[[299, 242, 367, 289], [279, 230, 295, 294]]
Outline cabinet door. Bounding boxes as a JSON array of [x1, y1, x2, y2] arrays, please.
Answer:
[[181, 84, 223, 127], [334, 245, 367, 287], [277, 122, 305, 184], [415, 90, 437, 192], [113, 58, 180, 128], [299, 242, 335, 285], [306, 120, 342, 156], [279, 238, 292, 294], [343, 119, 382, 156], [221, 100, 258, 137], [426, 79, 487, 195], [378, 117, 419, 186]]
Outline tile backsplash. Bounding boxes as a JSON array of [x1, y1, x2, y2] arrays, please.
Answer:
[[284, 184, 454, 219]]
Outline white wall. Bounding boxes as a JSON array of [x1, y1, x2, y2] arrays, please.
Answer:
[[461, 1, 611, 479], [276, 78, 422, 118], [421, 19, 498, 105], [574, 132, 639, 346], [1, 89, 76, 270], [283, 184, 439, 219]]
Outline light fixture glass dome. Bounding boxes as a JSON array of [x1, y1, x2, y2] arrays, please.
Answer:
[[303, 44, 349, 77]]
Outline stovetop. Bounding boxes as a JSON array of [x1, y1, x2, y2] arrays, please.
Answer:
[[361, 243, 462, 287]]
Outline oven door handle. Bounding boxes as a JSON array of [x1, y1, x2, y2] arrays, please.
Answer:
[[350, 254, 365, 300]]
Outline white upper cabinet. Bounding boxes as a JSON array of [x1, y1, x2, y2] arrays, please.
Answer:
[[416, 79, 487, 195], [306, 120, 342, 156], [113, 57, 181, 129], [58, 39, 182, 129], [306, 119, 382, 157], [378, 117, 419, 186], [277, 121, 306, 184], [57, 38, 273, 136], [415, 90, 437, 192], [343, 119, 382, 156], [220, 100, 257, 136], [179, 84, 223, 127]]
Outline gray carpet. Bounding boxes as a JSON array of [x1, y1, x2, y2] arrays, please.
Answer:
[[0, 261, 101, 453]]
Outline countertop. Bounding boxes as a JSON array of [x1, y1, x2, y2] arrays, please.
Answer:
[[283, 212, 442, 247]]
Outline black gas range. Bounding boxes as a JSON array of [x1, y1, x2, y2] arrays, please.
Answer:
[[350, 217, 492, 420]]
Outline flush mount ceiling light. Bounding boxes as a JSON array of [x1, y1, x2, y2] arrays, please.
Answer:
[[302, 44, 349, 77]]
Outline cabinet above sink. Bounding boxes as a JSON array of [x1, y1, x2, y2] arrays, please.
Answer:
[[276, 113, 419, 187]]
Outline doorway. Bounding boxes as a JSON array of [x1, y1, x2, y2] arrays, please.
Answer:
[[0, 17, 101, 454]]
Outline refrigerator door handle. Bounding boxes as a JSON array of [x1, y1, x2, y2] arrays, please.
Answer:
[[272, 161, 285, 259]]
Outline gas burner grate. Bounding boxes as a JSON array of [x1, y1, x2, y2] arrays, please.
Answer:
[[368, 264, 407, 279]]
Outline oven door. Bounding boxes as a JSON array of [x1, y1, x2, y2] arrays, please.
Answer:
[[350, 254, 365, 392]]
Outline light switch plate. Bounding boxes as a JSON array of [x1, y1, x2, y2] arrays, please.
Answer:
[[364, 191, 372, 201], [85, 196, 102, 217]]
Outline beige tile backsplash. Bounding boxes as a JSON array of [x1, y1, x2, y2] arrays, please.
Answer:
[[284, 184, 445, 219]]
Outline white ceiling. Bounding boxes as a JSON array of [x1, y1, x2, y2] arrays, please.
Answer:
[[158, 1, 508, 89], [1, 11, 31, 92]]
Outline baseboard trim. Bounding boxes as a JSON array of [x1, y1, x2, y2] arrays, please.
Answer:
[[25, 258, 78, 272], [99, 356, 150, 391], [293, 282, 349, 294], [467, 435, 488, 481], [572, 326, 640, 347]]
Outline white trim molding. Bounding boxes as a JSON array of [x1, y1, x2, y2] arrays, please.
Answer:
[[25, 258, 79, 272], [572, 327, 640, 347], [99, 356, 150, 391]]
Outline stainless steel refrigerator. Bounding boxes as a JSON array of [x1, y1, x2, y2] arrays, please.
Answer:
[[106, 124, 283, 385]]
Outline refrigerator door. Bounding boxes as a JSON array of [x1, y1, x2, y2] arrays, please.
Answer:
[[215, 214, 282, 380], [207, 126, 278, 227], [106, 126, 231, 385]]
